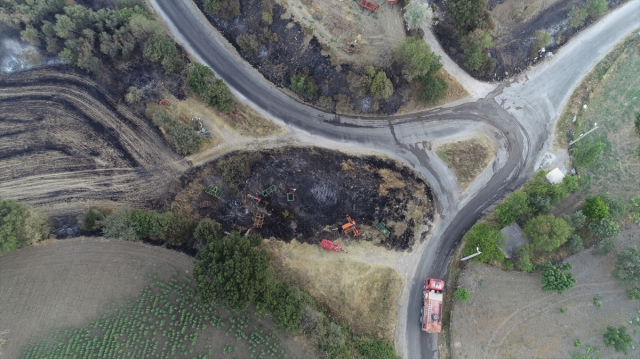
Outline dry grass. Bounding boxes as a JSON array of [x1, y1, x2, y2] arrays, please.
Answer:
[[263, 239, 402, 340], [377, 168, 406, 196], [225, 102, 282, 137], [435, 134, 496, 188], [396, 69, 469, 115]]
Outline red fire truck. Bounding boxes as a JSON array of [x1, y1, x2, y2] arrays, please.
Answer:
[[421, 278, 444, 333]]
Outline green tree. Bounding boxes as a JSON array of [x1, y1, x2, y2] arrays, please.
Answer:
[[528, 195, 553, 214], [603, 325, 632, 355], [582, 196, 610, 221], [403, 0, 432, 31], [418, 75, 447, 104], [572, 141, 605, 167], [612, 246, 640, 284], [460, 29, 492, 72], [566, 234, 584, 254], [541, 262, 576, 294], [496, 191, 530, 226], [194, 232, 273, 310], [216, 0, 241, 18], [562, 175, 579, 193], [290, 73, 315, 99], [561, 210, 586, 230], [531, 30, 551, 54], [236, 33, 261, 57], [517, 244, 535, 272], [447, 0, 487, 30], [394, 37, 441, 81], [124, 86, 144, 104], [102, 207, 138, 240], [601, 193, 626, 220], [204, 0, 220, 15], [635, 112, 640, 134], [595, 237, 615, 255], [184, 62, 234, 112], [524, 215, 572, 252], [453, 287, 471, 302], [370, 71, 394, 100], [0, 198, 49, 254], [568, 5, 588, 28], [53, 14, 75, 39], [143, 33, 176, 63], [461, 222, 506, 263], [20, 25, 41, 46], [586, 0, 607, 17], [193, 218, 223, 244], [170, 121, 205, 155]]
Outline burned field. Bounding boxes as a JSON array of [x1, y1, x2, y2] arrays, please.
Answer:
[[0, 68, 190, 211], [194, 0, 412, 115], [172, 147, 436, 251]]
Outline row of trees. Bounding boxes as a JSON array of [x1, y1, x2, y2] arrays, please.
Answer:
[[445, 0, 495, 73], [0, 197, 50, 255]]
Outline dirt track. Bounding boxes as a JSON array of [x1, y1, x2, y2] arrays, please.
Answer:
[[0, 68, 190, 212]]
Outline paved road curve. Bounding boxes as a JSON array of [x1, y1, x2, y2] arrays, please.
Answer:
[[147, 0, 640, 357]]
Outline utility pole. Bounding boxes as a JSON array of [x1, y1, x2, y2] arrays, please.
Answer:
[[461, 247, 482, 261], [569, 123, 598, 146]]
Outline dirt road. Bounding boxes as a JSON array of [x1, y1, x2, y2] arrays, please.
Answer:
[[146, 0, 640, 357], [0, 68, 190, 213]]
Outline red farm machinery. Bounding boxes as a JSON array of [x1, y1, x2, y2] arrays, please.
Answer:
[[358, 0, 379, 12], [320, 239, 345, 253]]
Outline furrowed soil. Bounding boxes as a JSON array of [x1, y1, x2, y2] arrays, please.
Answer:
[[434, 0, 630, 81], [194, 0, 466, 115], [171, 147, 436, 251], [0, 68, 190, 212], [434, 134, 496, 189], [450, 226, 640, 359], [0, 237, 312, 359]]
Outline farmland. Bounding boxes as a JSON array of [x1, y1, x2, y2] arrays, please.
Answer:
[[0, 237, 312, 359]]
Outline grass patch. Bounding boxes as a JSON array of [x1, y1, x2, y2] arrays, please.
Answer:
[[435, 135, 496, 188], [377, 168, 406, 196]]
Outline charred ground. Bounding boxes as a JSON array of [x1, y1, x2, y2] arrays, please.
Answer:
[[172, 147, 436, 251]]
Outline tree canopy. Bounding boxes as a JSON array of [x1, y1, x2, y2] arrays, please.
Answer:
[[290, 73, 315, 99], [185, 62, 234, 112], [612, 246, 640, 284], [194, 232, 273, 310], [447, 0, 487, 30], [496, 191, 530, 226], [603, 325, 632, 355], [572, 141, 605, 167], [394, 37, 441, 81], [459, 29, 493, 72], [0, 198, 50, 255], [403, 0, 432, 31], [589, 218, 620, 239], [540, 262, 576, 295], [582, 196, 610, 221], [461, 223, 506, 263], [523, 215, 572, 252]]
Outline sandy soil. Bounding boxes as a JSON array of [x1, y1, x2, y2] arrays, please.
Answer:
[[450, 225, 640, 359], [277, 0, 406, 67], [0, 68, 190, 213]]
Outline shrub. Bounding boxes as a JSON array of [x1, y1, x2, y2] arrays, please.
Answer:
[[612, 246, 640, 284], [567, 234, 584, 254], [353, 337, 400, 359], [82, 206, 107, 231], [568, 6, 588, 28], [370, 71, 394, 100], [540, 262, 576, 294], [582, 196, 610, 221], [290, 73, 315, 99], [517, 244, 535, 272], [561, 210, 586, 230], [603, 325, 632, 355], [204, 0, 220, 15], [586, 0, 607, 17], [170, 121, 205, 156], [589, 218, 620, 239], [626, 287, 640, 301], [594, 237, 615, 255], [454, 288, 471, 302], [403, 0, 432, 31], [531, 30, 551, 55], [601, 193, 626, 220], [261, 11, 273, 25], [216, 152, 263, 190], [460, 29, 492, 72], [193, 218, 222, 245], [528, 195, 553, 214], [504, 259, 514, 270], [194, 232, 272, 310], [418, 75, 447, 104], [0, 198, 49, 254], [635, 112, 640, 134], [496, 191, 530, 226], [447, 0, 487, 30], [394, 37, 441, 81], [184, 62, 234, 112], [102, 207, 138, 240], [593, 295, 602, 308], [124, 86, 144, 104], [217, 0, 240, 18], [524, 215, 572, 252], [562, 175, 579, 193], [236, 34, 261, 57], [143, 33, 175, 63], [572, 141, 605, 167], [461, 223, 506, 263]]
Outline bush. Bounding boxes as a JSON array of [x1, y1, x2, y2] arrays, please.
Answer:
[[102, 207, 189, 243], [394, 37, 441, 81], [586, 0, 607, 17], [562, 175, 579, 193], [504, 259, 514, 270], [454, 287, 471, 302], [626, 287, 640, 301], [561, 210, 586, 230], [572, 141, 605, 167], [143, 33, 175, 62], [567, 234, 584, 254], [184, 62, 234, 112], [582, 196, 610, 221], [418, 75, 447, 104], [447, 0, 487, 30], [523, 215, 572, 252], [203, 0, 220, 15], [461, 223, 506, 263], [589, 218, 620, 239], [528, 195, 553, 214], [612, 246, 640, 284], [290, 73, 315, 99], [603, 325, 632, 355], [601, 193, 626, 220], [370, 71, 394, 100], [216, 152, 263, 190], [531, 30, 551, 55], [217, 0, 240, 18], [0, 198, 49, 254], [124, 86, 144, 104], [194, 232, 272, 310], [193, 218, 222, 245], [81, 206, 107, 231], [261, 11, 273, 24], [635, 112, 640, 134], [460, 29, 492, 72], [496, 191, 530, 226], [353, 337, 400, 359], [517, 244, 535, 272], [170, 121, 205, 156], [236, 34, 261, 57], [594, 237, 615, 255], [568, 5, 588, 28], [403, 0, 432, 31], [102, 207, 138, 240], [540, 262, 576, 295]]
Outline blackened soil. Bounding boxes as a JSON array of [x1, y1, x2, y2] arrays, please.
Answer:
[[195, 0, 409, 115], [173, 147, 436, 251], [434, 0, 629, 81]]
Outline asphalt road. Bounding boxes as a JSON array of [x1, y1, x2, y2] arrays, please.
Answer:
[[147, 0, 640, 357]]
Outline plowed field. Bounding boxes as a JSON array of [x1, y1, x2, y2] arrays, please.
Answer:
[[0, 68, 190, 212]]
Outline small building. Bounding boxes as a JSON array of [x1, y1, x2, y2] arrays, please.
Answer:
[[545, 167, 565, 185], [499, 223, 529, 258]]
